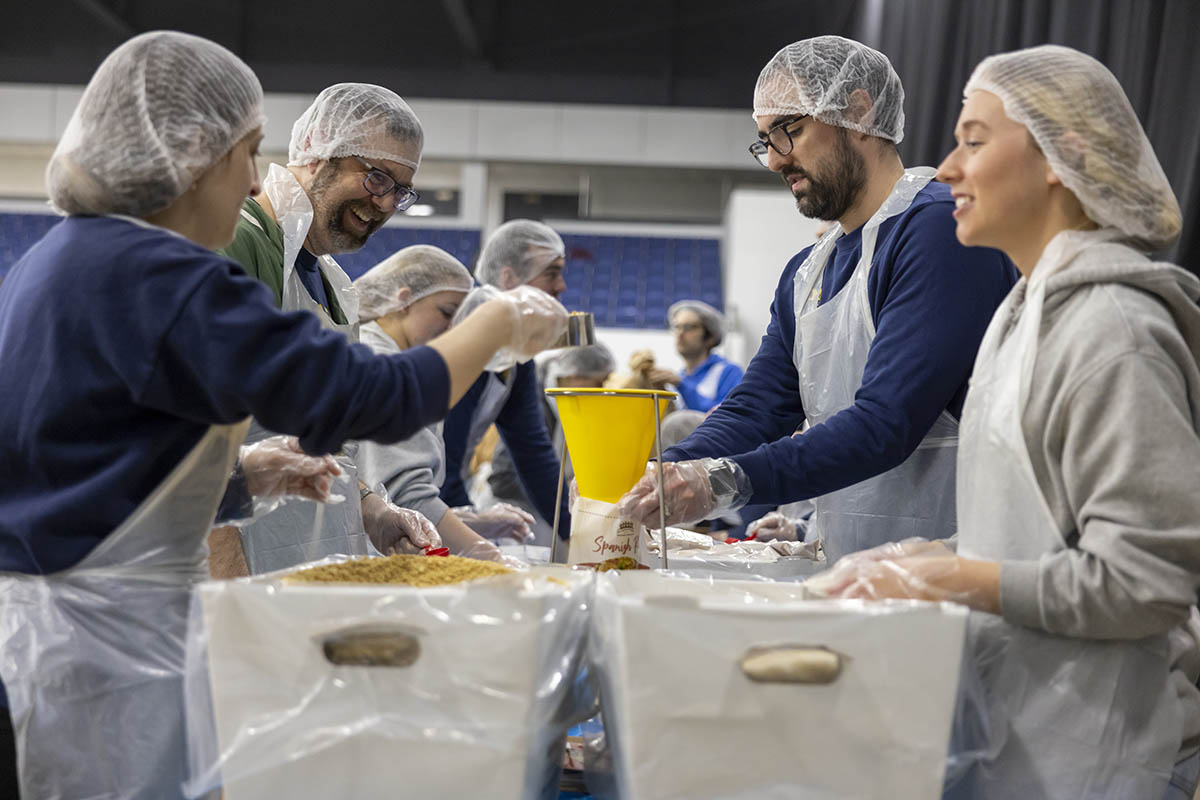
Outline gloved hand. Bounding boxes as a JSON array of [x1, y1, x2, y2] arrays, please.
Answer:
[[240, 436, 346, 504], [453, 285, 568, 371], [361, 492, 442, 555], [616, 458, 752, 528], [452, 503, 536, 542], [746, 511, 807, 542], [803, 539, 963, 600]]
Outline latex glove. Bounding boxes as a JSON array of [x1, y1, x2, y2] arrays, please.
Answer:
[[361, 493, 442, 554], [454, 285, 568, 371], [240, 436, 345, 504], [746, 511, 807, 542], [616, 458, 752, 528], [452, 503, 536, 543]]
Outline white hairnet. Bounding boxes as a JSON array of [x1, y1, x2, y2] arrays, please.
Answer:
[[46, 31, 264, 217], [288, 83, 423, 171], [541, 344, 616, 387], [659, 409, 706, 451], [476, 220, 566, 288], [964, 45, 1181, 252], [354, 244, 474, 322], [668, 299, 725, 346], [753, 35, 905, 144]]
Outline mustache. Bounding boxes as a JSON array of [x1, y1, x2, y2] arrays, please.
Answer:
[[780, 166, 810, 184], [345, 200, 386, 224]]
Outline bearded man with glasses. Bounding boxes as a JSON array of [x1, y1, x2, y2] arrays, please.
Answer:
[[214, 83, 442, 576], [618, 37, 1019, 566]]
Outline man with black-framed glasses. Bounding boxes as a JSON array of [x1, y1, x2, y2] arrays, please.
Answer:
[[216, 83, 442, 575], [618, 36, 1019, 566]]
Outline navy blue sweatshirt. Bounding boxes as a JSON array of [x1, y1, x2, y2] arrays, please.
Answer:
[[441, 363, 570, 539], [0, 216, 451, 576], [663, 182, 1018, 506]]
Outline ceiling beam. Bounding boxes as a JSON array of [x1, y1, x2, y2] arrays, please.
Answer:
[[440, 0, 488, 63], [72, 0, 137, 40]]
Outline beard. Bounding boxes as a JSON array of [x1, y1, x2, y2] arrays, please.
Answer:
[[308, 160, 385, 253], [783, 129, 868, 222]]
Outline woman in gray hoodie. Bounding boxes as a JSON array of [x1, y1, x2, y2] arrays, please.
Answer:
[[811, 45, 1200, 799]]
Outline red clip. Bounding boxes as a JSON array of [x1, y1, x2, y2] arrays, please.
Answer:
[[423, 546, 450, 557]]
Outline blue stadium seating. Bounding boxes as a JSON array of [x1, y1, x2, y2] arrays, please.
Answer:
[[0, 213, 725, 330]]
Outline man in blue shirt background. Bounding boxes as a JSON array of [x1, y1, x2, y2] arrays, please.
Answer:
[[618, 36, 1019, 564], [668, 299, 744, 413]]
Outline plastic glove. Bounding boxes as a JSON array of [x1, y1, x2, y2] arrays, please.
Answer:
[[616, 458, 752, 528], [361, 492, 442, 555], [452, 503, 536, 542], [457, 537, 528, 568], [746, 511, 807, 542], [240, 436, 346, 504], [803, 539, 965, 601], [453, 285, 568, 371]]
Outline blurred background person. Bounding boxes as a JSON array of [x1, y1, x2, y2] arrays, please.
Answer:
[[489, 343, 615, 545], [668, 300, 744, 412], [441, 219, 572, 543]]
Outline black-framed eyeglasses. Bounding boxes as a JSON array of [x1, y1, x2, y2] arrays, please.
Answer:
[[748, 116, 806, 168], [354, 156, 421, 211]]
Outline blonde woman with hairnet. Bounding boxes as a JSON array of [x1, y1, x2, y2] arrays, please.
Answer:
[[0, 32, 566, 798], [813, 45, 1200, 799], [441, 219, 574, 544], [353, 245, 536, 558], [618, 36, 1018, 565]]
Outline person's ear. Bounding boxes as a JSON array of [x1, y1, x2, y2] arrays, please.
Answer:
[[395, 287, 413, 312], [499, 265, 520, 290], [845, 88, 875, 127], [1047, 130, 1086, 187]]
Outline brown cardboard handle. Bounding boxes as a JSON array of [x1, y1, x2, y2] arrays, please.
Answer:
[[321, 626, 420, 667], [740, 645, 843, 684]]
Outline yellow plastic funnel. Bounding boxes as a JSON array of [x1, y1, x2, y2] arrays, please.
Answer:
[[546, 388, 676, 504]]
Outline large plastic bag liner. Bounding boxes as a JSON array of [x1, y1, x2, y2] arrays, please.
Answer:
[[587, 571, 968, 799], [184, 562, 593, 799]]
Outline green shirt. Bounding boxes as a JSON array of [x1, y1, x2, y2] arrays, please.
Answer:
[[219, 197, 349, 324]]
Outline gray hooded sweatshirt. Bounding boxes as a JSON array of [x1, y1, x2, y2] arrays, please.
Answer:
[[354, 321, 451, 525], [995, 242, 1200, 756]]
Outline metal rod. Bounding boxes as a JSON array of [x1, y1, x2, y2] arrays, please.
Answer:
[[653, 394, 669, 571], [550, 424, 568, 565]]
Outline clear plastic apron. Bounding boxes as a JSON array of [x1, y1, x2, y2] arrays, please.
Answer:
[[793, 168, 957, 564], [953, 233, 1180, 798], [0, 420, 249, 799], [237, 164, 372, 573]]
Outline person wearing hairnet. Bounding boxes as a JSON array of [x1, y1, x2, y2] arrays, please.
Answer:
[[810, 45, 1200, 800], [617, 36, 1018, 565], [353, 245, 536, 557], [667, 300, 744, 412], [440, 219, 573, 541], [488, 344, 616, 544], [216, 83, 442, 574], [0, 32, 566, 798]]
